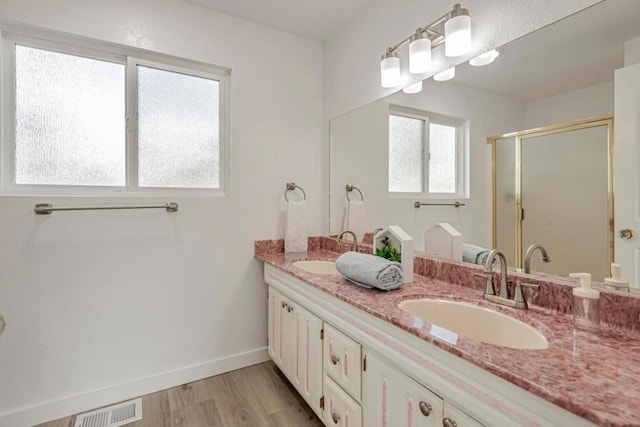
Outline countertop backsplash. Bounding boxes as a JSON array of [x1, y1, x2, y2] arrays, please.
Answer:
[[255, 235, 640, 331]]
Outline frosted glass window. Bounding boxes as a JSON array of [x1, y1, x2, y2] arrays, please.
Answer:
[[428, 123, 456, 193], [14, 45, 126, 186], [137, 66, 220, 188], [389, 114, 424, 192]]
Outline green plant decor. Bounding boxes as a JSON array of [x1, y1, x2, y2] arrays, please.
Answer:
[[376, 236, 402, 262]]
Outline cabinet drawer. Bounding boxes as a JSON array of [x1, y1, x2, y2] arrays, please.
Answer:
[[324, 324, 362, 400], [324, 375, 362, 427], [444, 402, 485, 427]]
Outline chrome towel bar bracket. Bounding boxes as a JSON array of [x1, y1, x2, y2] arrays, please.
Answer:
[[34, 202, 179, 214]]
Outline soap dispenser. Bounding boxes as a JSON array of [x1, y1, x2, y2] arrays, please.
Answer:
[[569, 273, 600, 333], [604, 263, 629, 292]]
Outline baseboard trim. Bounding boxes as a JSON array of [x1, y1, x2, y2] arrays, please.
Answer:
[[0, 346, 269, 427]]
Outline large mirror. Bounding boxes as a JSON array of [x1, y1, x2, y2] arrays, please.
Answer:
[[329, 0, 640, 284]]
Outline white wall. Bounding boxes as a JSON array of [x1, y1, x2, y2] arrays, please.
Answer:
[[329, 80, 524, 250], [524, 81, 614, 129], [624, 37, 640, 66], [0, 1, 322, 426]]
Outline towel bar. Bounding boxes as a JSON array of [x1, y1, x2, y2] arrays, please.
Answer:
[[285, 182, 306, 202], [34, 202, 178, 214], [346, 184, 364, 201], [414, 201, 465, 208]]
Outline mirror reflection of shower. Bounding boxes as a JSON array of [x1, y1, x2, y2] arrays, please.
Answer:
[[490, 116, 613, 281]]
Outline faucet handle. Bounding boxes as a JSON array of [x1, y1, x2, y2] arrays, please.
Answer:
[[474, 272, 495, 296], [514, 281, 540, 309]]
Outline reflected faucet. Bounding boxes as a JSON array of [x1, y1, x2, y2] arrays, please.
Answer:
[[337, 230, 358, 251], [524, 244, 550, 274]]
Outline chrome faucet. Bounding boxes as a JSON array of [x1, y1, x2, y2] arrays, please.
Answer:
[[485, 249, 509, 299], [524, 244, 550, 274], [337, 230, 358, 251], [474, 249, 539, 310]]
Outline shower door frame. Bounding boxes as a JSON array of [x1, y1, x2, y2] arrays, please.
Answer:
[[487, 115, 614, 270]]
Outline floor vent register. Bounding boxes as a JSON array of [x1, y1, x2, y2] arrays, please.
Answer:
[[73, 398, 142, 427]]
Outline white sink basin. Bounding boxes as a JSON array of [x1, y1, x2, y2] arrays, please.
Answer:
[[398, 299, 548, 350], [292, 260, 339, 275]]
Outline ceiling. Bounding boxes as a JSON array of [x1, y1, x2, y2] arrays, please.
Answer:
[[181, 0, 373, 41]]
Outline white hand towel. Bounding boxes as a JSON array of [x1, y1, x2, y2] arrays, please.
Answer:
[[342, 200, 365, 241], [285, 200, 308, 253]]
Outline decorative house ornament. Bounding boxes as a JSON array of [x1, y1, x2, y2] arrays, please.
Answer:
[[424, 223, 462, 261], [374, 225, 414, 283]]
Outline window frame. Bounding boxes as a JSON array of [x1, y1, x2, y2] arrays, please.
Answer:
[[388, 105, 468, 200], [1, 29, 231, 197]]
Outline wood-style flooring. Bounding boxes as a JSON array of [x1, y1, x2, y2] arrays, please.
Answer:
[[35, 361, 324, 427]]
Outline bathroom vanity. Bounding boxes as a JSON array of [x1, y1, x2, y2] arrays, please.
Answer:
[[256, 238, 640, 427]]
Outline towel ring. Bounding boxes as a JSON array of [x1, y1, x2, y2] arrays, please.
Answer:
[[285, 182, 307, 202], [345, 184, 364, 202]]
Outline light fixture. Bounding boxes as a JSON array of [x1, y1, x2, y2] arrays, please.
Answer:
[[433, 67, 455, 81], [403, 81, 423, 94], [380, 50, 400, 88], [409, 32, 432, 74], [444, 4, 471, 57], [379, 3, 471, 88], [469, 49, 499, 66]]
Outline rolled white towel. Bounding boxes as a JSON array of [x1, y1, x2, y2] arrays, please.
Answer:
[[335, 251, 403, 291], [462, 243, 491, 265]]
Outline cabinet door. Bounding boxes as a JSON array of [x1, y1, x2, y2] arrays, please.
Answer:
[[324, 324, 362, 401], [443, 402, 485, 427], [289, 301, 323, 417], [324, 375, 362, 427], [268, 287, 288, 370], [363, 350, 443, 427]]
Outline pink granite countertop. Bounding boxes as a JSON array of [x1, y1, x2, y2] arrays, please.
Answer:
[[256, 247, 640, 427]]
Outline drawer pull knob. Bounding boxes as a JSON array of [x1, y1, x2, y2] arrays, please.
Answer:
[[332, 412, 341, 424], [418, 401, 432, 416], [281, 301, 287, 309], [331, 354, 340, 365], [443, 418, 457, 427], [287, 305, 293, 313]]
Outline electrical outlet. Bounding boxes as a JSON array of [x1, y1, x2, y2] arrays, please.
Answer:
[[0, 316, 6, 336]]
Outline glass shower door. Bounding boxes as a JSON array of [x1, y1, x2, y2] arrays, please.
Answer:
[[521, 125, 610, 280]]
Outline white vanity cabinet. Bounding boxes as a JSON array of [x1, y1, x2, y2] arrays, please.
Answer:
[[263, 263, 594, 427], [267, 287, 323, 417]]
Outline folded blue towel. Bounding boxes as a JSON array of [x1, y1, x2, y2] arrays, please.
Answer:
[[462, 243, 491, 265], [335, 251, 403, 291]]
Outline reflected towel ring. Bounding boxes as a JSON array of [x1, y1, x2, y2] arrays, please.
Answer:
[[285, 182, 307, 202], [345, 184, 364, 202]]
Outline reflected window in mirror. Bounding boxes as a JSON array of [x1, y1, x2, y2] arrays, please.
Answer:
[[388, 105, 467, 198]]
